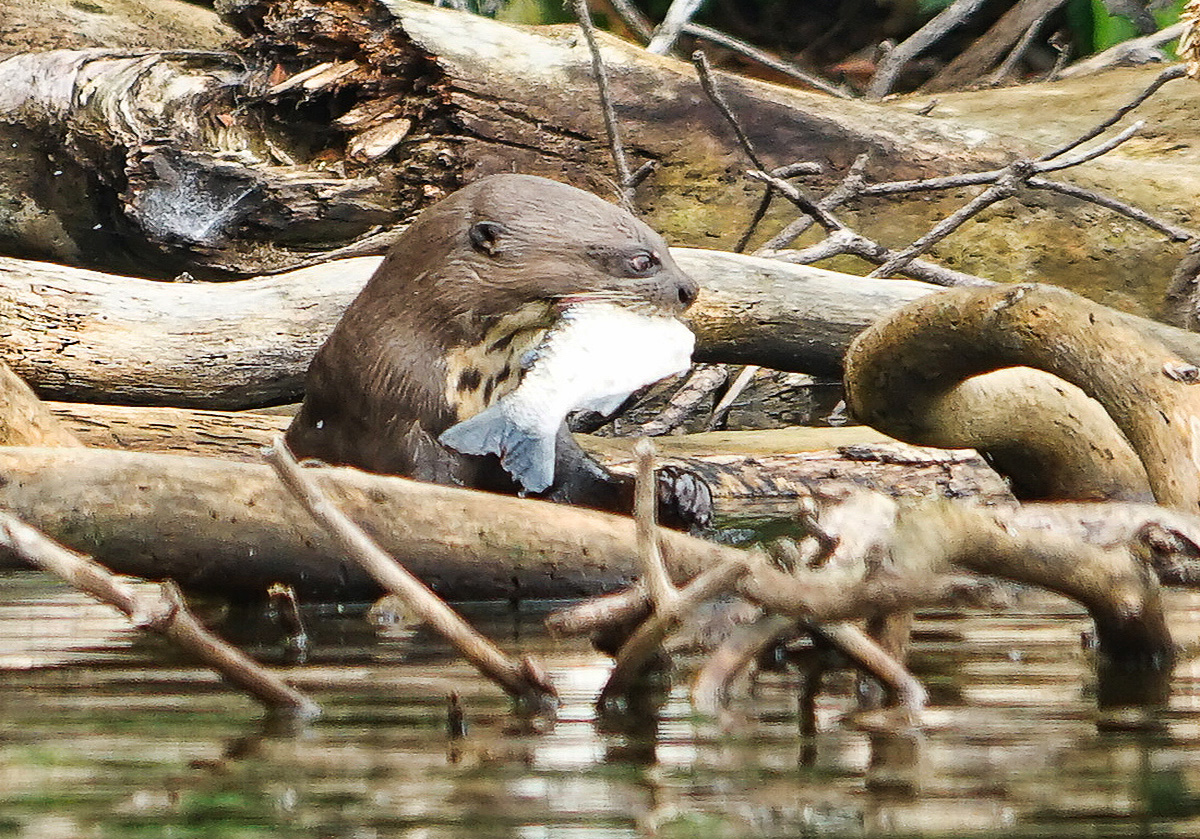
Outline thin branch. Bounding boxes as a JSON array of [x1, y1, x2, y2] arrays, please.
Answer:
[[647, 0, 707, 55], [745, 169, 846, 231], [603, 0, 655, 40], [0, 512, 319, 717], [1039, 65, 1186, 161], [572, 0, 635, 208], [816, 622, 928, 712], [692, 613, 797, 715], [755, 153, 869, 253], [1036, 120, 1144, 172], [706, 364, 758, 430], [633, 438, 680, 610], [267, 438, 558, 712], [869, 171, 1023, 278], [865, 0, 991, 99], [599, 549, 752, 706], [634, 363, 729, 437], [988, 6, 1056, 85], [1029, 177, 1195, 242], [692, 50, 767, 171], [684, 23, 851, 98]]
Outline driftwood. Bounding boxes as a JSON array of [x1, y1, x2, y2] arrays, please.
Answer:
[[0, 510, 319, 716], [269, 439, 558, 711], [0, 444, 1178, 669], [38, 396, 1015, 506], [1, 0, 1193, 300], [9, 248, 1200, 409], [846, 283, 1200, 510], [0, 249, 931, 404], [0, 1, 1013, 276]]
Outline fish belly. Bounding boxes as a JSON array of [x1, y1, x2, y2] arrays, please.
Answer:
[[438, 301, 695, 493]]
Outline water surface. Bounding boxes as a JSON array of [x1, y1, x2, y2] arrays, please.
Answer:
[[4, 570, 1200, 838]]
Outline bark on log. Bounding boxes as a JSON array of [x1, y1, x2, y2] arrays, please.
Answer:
[[0, 255, 374, 407], [5, 0, 1188, 304], [847, 283, 1200, 510]]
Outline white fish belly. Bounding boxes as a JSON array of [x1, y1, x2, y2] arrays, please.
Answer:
[[438, 301, 695, 492]]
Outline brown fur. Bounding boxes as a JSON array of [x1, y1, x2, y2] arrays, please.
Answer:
[[286, 174, 703, 515]]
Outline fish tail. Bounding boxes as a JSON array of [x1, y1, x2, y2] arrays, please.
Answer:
[[438, 409, 556, 493]]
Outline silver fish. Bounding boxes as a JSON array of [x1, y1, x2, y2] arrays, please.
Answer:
[[438, 300, 695, 493]]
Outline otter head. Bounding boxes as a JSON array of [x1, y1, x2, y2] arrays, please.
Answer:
[[382, 174, 698, 334], [325, 174, 701, 426]]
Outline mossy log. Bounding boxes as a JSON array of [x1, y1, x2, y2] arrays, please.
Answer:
[[1, 0, 1193, 304]]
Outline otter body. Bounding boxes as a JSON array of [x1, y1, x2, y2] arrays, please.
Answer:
[[285, 174, 710, 525]]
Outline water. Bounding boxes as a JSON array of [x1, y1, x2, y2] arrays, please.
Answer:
[[5, 570, 1200, 838]]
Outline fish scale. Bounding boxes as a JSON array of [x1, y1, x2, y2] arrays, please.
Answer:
[[438, 301, 695, 493]]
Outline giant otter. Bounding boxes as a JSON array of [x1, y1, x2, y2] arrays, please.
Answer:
[[285, 174, 711, 528]]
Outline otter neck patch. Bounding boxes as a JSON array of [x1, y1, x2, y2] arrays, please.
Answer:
[[445, 301, 557, 421]]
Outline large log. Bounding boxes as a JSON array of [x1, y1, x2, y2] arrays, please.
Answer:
[[0, 249, 936, 405], [2, 0, 1191, 307], [4, 248, 1200, 408]]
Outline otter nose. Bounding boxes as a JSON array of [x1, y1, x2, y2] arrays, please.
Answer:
[[676, 277, 699, 309]]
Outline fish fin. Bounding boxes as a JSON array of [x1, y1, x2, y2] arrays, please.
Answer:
[[439, 408, 556, 493]]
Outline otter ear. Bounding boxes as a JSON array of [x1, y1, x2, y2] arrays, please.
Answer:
[[468, 220, 508, 256]]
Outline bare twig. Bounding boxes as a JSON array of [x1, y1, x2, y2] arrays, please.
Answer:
[[572, 0, 635, 208], [706, 364, 759, 430], [988, 6, 1056, 85], [603, 0, 655, 40], [267, 438, 558, 712], [633, 438, 680, 611], [0, 512, 319, 717], [869, 167, 1027, 278], [756, 153, 869, 253], [599, 549, 752, 706], [1040, 65, 1186, 161], [634, 364, 729, 437], [692, 613, 797, 715], [816, 622, 928, 712], [1029, 177, 1194, 241], [692, 50, 767, 171], [865, 0, 990, 99], [684, 23, 850, 97], [646, 0, 707, 55]]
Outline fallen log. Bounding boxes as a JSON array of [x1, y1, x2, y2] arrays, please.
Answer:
[[2, 0, 1191, 304], [42, 400, 1014, 505], [6, 247, 1200, 410], [0, 249, 936, 405], [0, 445, 1179, 670]]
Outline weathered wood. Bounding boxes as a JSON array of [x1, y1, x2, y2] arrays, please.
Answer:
[[0, 250, 937, 405], [0, 446, 727, 600], [43, 400, 1015, 505], [0, 255, 374, 407], [6, 248, 1200, 409], [847, 283, 1200, 510], [0, 363, 81, 447], [0, 445, 1176, 657]]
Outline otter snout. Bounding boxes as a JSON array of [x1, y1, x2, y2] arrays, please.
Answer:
[[648, 268, 699, 315]]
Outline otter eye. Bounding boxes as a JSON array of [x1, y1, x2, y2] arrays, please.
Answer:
[[626, 251, 660, 278]]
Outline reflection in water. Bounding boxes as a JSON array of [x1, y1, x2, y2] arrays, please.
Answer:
[[4, 569, 1200, 837]]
